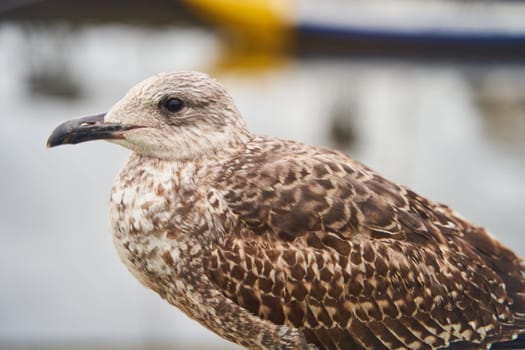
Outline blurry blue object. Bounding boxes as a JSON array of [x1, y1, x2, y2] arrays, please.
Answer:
[[293, 1, 525, 59], [296, 24, 525, 60]]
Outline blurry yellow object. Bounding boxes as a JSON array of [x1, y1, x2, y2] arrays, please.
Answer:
[[183, 0, 293, 52]]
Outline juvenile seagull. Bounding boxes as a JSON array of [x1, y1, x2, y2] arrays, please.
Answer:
[[48, 71, 525, 350]]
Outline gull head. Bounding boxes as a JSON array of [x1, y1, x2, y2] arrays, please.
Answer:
[[47, 71, 251, 160]]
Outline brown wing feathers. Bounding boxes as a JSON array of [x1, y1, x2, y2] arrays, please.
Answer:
[[205, 137, 525, 349]]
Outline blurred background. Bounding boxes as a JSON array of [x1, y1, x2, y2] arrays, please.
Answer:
[[1, 0, 525, 349]]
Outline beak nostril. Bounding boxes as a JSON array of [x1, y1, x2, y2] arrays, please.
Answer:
[[80, 120, 103, 127]]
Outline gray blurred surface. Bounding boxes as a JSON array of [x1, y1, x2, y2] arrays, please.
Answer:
[[0, 21, 524, 350]]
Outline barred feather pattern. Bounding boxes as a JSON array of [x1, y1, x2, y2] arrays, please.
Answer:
[[202, 136, 525, 350]]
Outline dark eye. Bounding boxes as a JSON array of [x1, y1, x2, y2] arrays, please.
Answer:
[[164, 98, 183, 113]]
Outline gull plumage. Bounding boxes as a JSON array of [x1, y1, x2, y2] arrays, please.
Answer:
[[48, 71, 525, 350]]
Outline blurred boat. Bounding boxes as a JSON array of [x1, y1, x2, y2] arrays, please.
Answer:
[[183, 0, 525, 60]]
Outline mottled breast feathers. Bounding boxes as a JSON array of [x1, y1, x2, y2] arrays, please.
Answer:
[[203, 136, 525, 350]]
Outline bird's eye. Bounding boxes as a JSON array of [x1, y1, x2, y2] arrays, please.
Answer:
[[164, 98, 183, 113]]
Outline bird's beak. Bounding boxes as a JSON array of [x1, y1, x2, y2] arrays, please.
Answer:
[[47, 113, 142, 147]]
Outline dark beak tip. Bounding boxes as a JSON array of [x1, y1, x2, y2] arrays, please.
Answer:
[[46, 136, 61, 148], [46, 128, 63, 148], [46, 129, 61, 148]]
